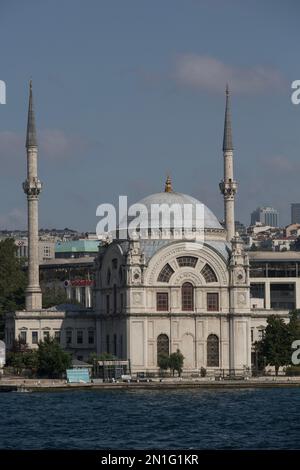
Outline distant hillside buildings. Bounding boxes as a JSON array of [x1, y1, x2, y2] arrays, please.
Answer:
[[0, 229, 100, 262]]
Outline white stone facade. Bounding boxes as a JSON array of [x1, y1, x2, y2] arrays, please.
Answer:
[[5, 310, 96, 361], [93, 200, 254, 375], [5, 187, 292, 373]]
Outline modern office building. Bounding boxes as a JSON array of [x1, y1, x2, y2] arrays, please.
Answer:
[[291, 203, 300, 224], [250, 207, 279, 227]]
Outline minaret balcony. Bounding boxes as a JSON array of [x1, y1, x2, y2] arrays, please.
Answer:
[[219, 179, 237, 197], [22, 177, 43, 196]]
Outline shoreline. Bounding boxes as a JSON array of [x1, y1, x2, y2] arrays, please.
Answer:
[[1, 377, 300, 392]]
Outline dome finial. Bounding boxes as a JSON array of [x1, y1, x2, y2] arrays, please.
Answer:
[[164, 175, 173, 193]]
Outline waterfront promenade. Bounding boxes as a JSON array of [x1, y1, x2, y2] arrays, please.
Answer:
[[1, 376, 300, 392]]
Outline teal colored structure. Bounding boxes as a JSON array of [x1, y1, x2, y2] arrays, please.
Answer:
[[66, 368, 91, 383], [56, 240, 100, 254]]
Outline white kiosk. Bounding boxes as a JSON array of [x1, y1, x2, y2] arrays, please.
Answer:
[[0, 341, 6, 375]]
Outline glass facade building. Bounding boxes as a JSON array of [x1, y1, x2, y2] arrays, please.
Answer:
[[291, 203, 300, 224], [250, 206, 279, 227]]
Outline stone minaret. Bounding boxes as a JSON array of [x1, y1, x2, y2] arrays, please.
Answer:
[[22, 81, 43, 311], [219, 85, 237, 242]]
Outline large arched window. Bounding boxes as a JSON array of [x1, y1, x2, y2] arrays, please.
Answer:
[[207, 334, 219, 367], [158, 263, 174, 283], [107, 269, 111, 286], [157, 334, 169, 362], [113, 285, 117, 313], [177, 256, 198, 268], [201, 264, 217, 283], [119, 266, 123, 284], [182, 282, 194, 311]]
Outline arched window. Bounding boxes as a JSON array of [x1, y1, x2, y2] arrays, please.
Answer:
[[177, 256, 198, 268], [201, 264, 217, 283], [182, 282, 194, 311], [107, 269, 111, 286], [113, 334, 117, 356], [106, 295, 110, 314], [112, 258, 118, 269], [158, 263, 174, 282], [207, 334, 219, 367], [157, 334, 169, 362], [113, 285, 117, 313]]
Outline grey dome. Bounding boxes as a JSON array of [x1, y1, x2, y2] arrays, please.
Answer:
[[135, 191, 222, 230]]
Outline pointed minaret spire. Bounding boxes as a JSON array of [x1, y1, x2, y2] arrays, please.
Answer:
[[26, 80, 37, 148], [23, 80, 43, 311], [164, 175, 173, 193], [223, 84, 233, 152], [219, 84, 237, 242]]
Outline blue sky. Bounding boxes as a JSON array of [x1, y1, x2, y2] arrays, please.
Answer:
[[0, 0, 299, 230]]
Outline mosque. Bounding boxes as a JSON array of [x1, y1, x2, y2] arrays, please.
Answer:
[[5, 82, 281, 376]]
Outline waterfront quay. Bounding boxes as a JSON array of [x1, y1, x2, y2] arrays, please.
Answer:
[[1, 376, 300, 392]]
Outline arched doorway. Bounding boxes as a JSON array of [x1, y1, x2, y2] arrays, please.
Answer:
[[157, 334, 169, 365], [207, 334, 219, 367]]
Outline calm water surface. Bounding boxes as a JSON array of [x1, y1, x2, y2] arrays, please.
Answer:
[[0, 387, 299, 449]]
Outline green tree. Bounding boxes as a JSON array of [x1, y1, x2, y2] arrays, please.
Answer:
[[169, 349, 184, 377], [97, 352, 116, 361], [9, 352, 24, 375], [37, 337, 71, 378], [88, 352, 116, 364], [252, 340, 266, 375], [11, 335, 29, 353], [157, 353, 170, 372], [0, 239, 26, 338], [87, 352, 98, 364], [88, 352, 116, 377], [42, 287, 69, 309], [23, 350, 39, 372], [288, 310, 300, 342], [7, 349, 39, 376], [259, 315, 291, 376]]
